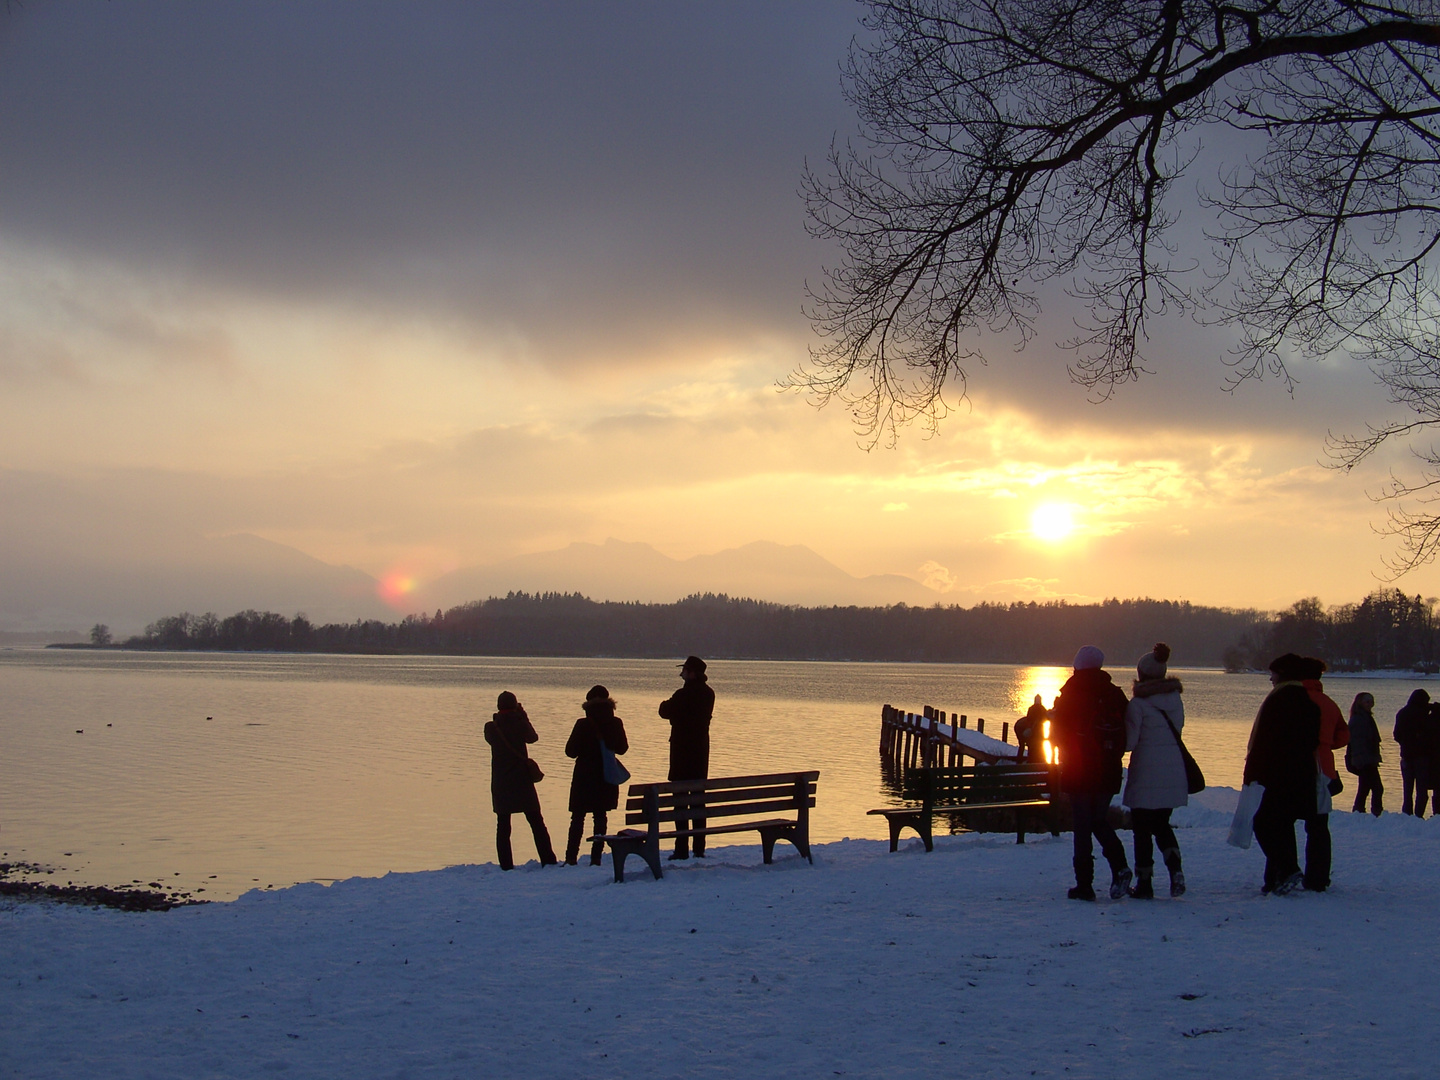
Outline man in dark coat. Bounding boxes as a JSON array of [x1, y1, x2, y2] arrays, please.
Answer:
[[1050, 646, 1132, 901], [658, 655, 715, 860], [1243, 654, 1321, 894], [484, 691, 557, 870]]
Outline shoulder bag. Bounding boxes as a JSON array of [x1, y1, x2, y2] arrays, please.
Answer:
[[1158, 707, 1205, 794], [599, 739, 631, 786], [496, 721, 543, 783]]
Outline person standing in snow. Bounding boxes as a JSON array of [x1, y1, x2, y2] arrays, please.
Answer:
[[1393, 689, 1431, 817], [1298, 657, 1348, 892], [563, 685, 629, 866], [485, 691, 558, 871], [1243, 654, 1321, 895], [1345, 692, 1384, 817], [658, 655, 715, 860], [1050, 646, 1132, 901], [1121, 643, 1187, 899]]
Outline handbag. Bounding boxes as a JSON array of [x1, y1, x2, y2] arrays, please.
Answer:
[[599, 739, 631, 786], [1228, 782, 1265, 849], [496, 721, 543, 783], [1158, 708, 1205, 794], [1316, 771, 1333, 814]]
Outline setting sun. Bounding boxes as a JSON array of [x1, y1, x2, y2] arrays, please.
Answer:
[[1030, 503, 1076, 542]]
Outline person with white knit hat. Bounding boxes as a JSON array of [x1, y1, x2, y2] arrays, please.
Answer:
[[1122, 643, 1188, 898]]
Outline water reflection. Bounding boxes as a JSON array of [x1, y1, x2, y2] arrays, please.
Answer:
[[0, 650, 1426, 899]]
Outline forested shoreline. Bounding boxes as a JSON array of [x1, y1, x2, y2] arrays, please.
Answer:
[[73, 587, 1440, 671]]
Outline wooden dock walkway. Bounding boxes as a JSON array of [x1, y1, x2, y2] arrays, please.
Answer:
[[879, 703, 1019, 768]]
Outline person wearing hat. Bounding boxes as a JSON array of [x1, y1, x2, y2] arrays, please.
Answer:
[[563, 685, 630, 866], [1122, 643, 1188, 898], [1050, 645, 1133, 901], [1243, 654, 1322, 895], [658, 655, 715, 859], [484, 691, 558, 870]]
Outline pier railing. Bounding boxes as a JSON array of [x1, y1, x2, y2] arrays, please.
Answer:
[[879, 704, 1018, 768]]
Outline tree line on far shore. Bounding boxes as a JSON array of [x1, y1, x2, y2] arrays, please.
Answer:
[[96, 587, 1437, 671]]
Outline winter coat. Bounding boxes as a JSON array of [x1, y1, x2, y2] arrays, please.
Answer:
[[1243, 682, 1321, 819], [1344, 705, 1383, 772], [1303, 680, 1349, 780], [484, 707, 542, 815], [659, 675, 714, 781], [1051, 667, 1128, 796], [1393, 692, 1430, 758], [565, 703, 629, 814], [1122, 677, 1188, 810]]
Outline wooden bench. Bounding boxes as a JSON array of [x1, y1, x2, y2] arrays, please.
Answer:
[[867, 763, 1058, 851], [591, 771, 819, 882]]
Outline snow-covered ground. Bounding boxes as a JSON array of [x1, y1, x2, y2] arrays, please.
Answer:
[[3, 788, 1436, 1080]]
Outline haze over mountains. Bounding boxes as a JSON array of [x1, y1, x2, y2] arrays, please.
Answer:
[[410, 538, 936, 612], [2, 532, 937, 638]]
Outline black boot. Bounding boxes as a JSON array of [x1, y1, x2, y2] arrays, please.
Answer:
[[1069, 856, 1095, 900], [1129, 864, 1154, 899], [1163, 847, 1185, 897]]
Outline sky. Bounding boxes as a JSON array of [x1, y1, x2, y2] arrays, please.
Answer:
[[1, 0, 1436, 629]]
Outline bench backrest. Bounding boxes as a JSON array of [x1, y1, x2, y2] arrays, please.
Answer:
[[899, 763, 1053, 807], [623, 771, 819, 828]]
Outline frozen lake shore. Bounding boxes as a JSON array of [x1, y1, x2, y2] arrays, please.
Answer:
[[3, 791, 1436, 1080]]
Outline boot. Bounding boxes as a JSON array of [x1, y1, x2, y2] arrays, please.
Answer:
[[1109, 866, 1133, 900], [1069, 855, 1095, 900], [1129, 865, 1154, 899], [1163, 847, 1185, 897]]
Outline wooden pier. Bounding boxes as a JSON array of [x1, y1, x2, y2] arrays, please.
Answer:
[[879, 703, 1018, 768]]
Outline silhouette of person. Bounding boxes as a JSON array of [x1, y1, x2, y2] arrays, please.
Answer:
[[1345, 692, 1383, 816], [564, 685, 629, 866], [658, 655, 714, 860], [1050, 646, 1132, 901], [1298, 657, 1348, 892], [1244, 654, 1321, 895], [1016, 694, 1048, 762], [1394, 689, 1431, 816], [484, 691, 557, 870]]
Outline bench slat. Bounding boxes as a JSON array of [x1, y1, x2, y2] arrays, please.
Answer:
[[626, 783, 816, 811], [624, 797, 816, 825], [626, 771, 819, 796]]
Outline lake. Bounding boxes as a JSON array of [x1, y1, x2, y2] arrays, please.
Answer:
[[0, 650, 1421, 900]]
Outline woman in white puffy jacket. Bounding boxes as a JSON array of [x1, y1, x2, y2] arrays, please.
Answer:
[[1122, 643, 1188, 898]]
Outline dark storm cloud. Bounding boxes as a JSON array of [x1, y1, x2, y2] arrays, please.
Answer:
[[0, 1, 860, 366]]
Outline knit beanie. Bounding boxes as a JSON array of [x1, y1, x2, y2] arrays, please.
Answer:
[[1137, 642, 1170, 680], [496, 690, 518, 710], [586, 684, 610, 701], [1073, 645, 1104, 671]]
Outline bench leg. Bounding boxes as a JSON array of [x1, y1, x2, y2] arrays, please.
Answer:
[[758, 826, 813, 865], [883, 812, 932, 853], [607, 837, 663, 883]]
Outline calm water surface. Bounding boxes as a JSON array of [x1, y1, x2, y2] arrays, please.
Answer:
[[0, 651, 1419, 899]]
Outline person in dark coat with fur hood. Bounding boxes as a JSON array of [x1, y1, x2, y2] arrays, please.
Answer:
[[484, 691, 557, 870], [658, 655, 715, 860], [564, 685, 630, 866], [1242, 654, 1321, 895], [1051, 646, 1132, 901], [1122, 643, 1187, 899]]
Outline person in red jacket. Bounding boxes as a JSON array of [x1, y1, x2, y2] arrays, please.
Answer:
[[1051, 645, 1132, 901], [1300, 657, 1349, 892]]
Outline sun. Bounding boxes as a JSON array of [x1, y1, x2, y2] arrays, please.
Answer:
[[1030, 503, 1077, 542]]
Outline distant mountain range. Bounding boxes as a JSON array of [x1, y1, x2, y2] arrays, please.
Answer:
[[0, 528, 937, 639], [410, 539, 937, 611]]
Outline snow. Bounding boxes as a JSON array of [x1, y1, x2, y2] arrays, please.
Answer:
[[4, 790, 1436, 1079], [933, 720, 1020, 759]]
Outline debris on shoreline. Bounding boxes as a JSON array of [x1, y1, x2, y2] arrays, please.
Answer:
[[0, 862, 207, 912]]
